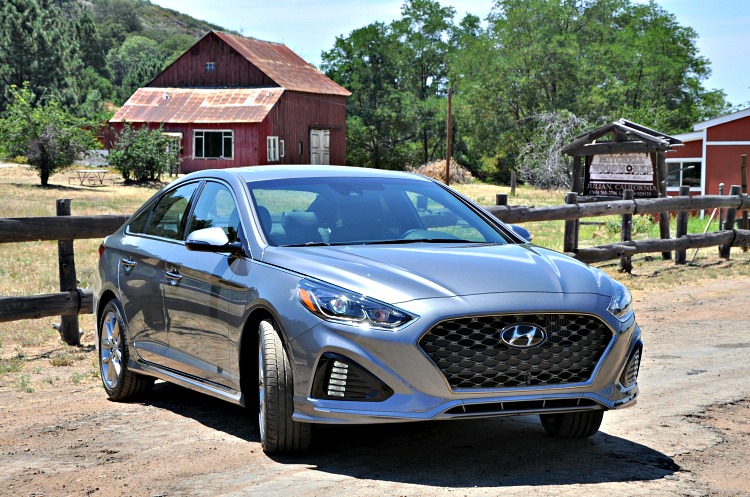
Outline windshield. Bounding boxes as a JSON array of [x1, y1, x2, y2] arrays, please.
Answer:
[[248, 176, 511, 247]]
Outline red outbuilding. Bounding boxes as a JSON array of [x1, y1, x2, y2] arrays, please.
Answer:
[[109, 31, 350, 173], [668, 108, 750, 195]]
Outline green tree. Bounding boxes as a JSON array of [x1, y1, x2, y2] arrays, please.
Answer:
[[392, 0, 455, 164], [75, 10, 108, 76], [322, 22, 411, 168], [0, 0, 82, 110], [107, 35, 163, 87], [449, 0, 729, 186], [322, 0, 456, 169], [109, 123, 181, 182], [0, 84, 97, 186]]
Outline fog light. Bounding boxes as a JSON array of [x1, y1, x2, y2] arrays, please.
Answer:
[[312, 353, 393, 402], [620, 346, 641, 388], [327, 361, 349, 397]]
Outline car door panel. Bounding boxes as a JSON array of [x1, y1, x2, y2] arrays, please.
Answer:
[[163, 181, 247, 390], [117, 237, 173, 367]]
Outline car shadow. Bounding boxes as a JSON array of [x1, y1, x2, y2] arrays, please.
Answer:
[[144, 382, 678, 488]]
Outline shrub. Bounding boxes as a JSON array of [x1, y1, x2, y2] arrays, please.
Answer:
[[109, 123, 181, 182]]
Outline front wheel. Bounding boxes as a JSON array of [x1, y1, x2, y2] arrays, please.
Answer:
[[539, 411, 604, 439], [258, 319, 311, 453], [98, 300, 154, 401]]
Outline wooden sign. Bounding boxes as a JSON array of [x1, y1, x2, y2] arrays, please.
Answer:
[[584, 153, 658, 198]]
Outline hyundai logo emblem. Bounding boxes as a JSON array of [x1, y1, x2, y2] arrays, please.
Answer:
[[500, 323, 546, 348]]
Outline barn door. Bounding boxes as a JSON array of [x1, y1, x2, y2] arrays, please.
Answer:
[[310, 129, 330, 165]]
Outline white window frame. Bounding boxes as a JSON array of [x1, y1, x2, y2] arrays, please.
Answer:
[[665, 158, 703, 192], [267, 136, 280, 162], [194, 130, 234, 160]]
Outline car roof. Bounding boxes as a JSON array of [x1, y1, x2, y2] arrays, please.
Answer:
[[183, 165, 433, 184]]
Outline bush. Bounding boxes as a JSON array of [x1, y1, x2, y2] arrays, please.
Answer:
[[109, 123, 180, 182]]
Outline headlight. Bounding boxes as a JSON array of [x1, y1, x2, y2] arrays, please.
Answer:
[[607, 279, 634, 321], [297, 279, 415, 330]]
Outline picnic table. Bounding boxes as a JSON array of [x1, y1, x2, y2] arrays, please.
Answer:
[[69, 169, 114, 186]]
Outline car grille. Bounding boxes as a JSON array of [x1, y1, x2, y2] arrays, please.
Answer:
[[419, 314, 613, 389]]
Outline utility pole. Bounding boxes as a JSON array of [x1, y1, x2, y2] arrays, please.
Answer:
[[445, 88, 452, 186]]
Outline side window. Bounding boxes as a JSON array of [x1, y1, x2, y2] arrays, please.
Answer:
[[128, 201, 155, 234], [188, 182, 241, 243], [144, 183, 199, 240]]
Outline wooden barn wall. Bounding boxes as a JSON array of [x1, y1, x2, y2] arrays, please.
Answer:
[[149, 33, 278, 88], [705, 144, 750, 195], [706, 116, 750, 142], [666, 140, 703, 159], [108, 122, 261, 173], [263, 92, 347, 165]]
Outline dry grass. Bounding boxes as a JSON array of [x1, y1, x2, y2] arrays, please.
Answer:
[[1, 166, 748, 392], [0, 164, 165, 391]]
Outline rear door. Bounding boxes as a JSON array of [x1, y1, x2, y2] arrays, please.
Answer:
[[118, 182, 199, 367]]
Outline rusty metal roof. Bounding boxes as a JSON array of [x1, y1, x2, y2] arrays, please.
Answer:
[[110, 87, 284, 124], [214, 32, 350, 96]]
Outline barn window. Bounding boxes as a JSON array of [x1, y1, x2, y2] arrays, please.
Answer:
[[267, 136, 280, 162], [666, 160, 702, 190], [205, 62, 216, 72], [194, 130, 233, 160]]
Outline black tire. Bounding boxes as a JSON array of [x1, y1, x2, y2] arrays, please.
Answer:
[[258, 319, 311, 454], [98, 299, 154, 401], [539, 411, 604, 439]]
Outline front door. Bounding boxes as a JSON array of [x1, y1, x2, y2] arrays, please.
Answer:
[[310, 129, 330, 165]]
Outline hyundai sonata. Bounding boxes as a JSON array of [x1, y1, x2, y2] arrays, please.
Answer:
[[95, 165, 642, 454]]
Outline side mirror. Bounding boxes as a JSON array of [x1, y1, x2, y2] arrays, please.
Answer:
[[510, 224, 533, 242], [185, 227, 244, 254]]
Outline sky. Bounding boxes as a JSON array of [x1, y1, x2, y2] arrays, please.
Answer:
[[150, 0, 750, 108]]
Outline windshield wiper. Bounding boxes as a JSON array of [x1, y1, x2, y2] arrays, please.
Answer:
[[282, 241, 333, 247], [360, 238, 479, 245]]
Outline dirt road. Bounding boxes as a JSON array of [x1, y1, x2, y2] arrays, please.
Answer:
[[2, 279, 750, 496]]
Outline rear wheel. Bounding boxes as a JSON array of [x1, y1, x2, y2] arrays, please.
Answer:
[[539, 411, 604, 439], [98, 300, 154, 401], [258, 319, 311, 453]]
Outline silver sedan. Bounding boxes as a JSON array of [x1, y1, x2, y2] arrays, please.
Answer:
[[95, 165, 642, 454]]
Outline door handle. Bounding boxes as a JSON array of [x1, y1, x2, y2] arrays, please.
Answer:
[[165, 269, 182, 285], [121, 258, 136, 273]]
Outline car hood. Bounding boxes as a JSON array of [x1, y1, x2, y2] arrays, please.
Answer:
[[261, 243, 612, 304]]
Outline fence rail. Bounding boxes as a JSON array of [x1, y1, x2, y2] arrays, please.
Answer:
[[0, 215, 128, 243], [486, 193, 750, 224], [1, 192, 749, 345]]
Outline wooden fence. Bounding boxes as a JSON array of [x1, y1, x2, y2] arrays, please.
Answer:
[[488, 187, 750, 266], [0, 201, 128, 345], [0, 191, 749, 346]]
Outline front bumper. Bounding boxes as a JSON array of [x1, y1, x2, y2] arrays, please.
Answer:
[[286, 292, 641, 425]]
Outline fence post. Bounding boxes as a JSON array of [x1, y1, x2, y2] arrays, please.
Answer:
[[55, 199, 81, 346], [496, 193, 508, 207], [572, 156, 582, 194], [657, 151, 672, 260], [619, 190, 634, 273], [563, 192, 579, 253], [719, 185, 741, 260], [742, 155, 748, 252], [675, 185, 691, 264]]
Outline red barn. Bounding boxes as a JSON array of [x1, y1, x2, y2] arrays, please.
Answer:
[[668, 108, 750, 195], [109, 31, 350, 173]]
